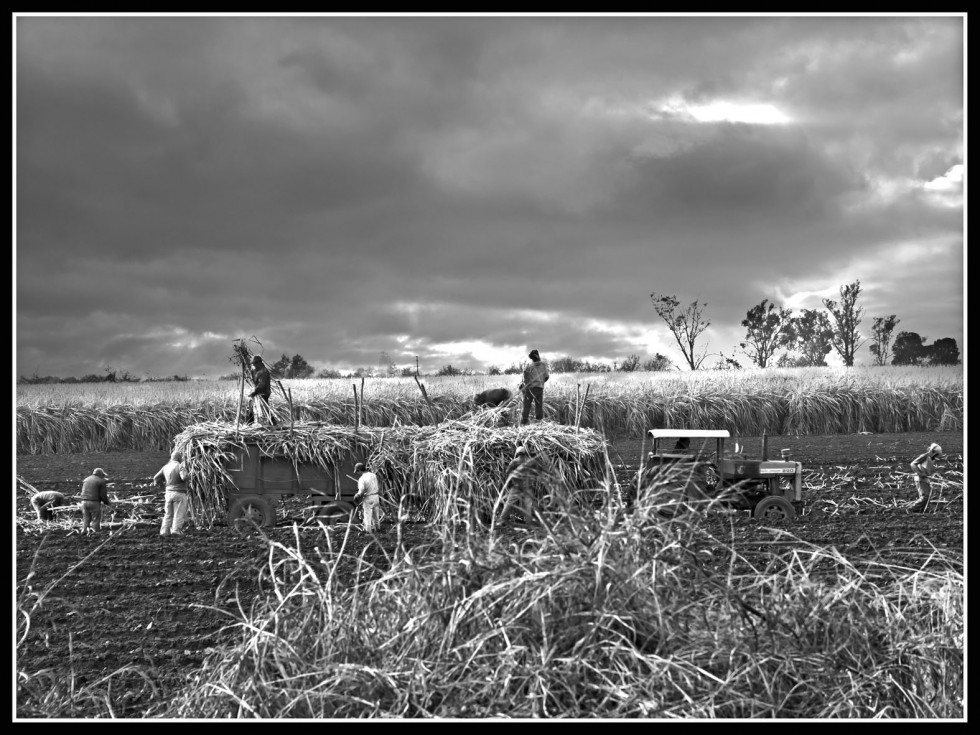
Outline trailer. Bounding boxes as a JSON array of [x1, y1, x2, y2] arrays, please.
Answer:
[[222, 443, 367, 530]]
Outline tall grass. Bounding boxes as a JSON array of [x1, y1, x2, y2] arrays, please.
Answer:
[[159, 484, 964, 719], [16, 366, 963, 453]]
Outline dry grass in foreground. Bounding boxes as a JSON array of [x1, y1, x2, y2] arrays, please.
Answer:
[[159, 485, 963, 719]]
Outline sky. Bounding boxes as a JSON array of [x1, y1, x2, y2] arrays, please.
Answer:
[[14, 13, 965, 379]]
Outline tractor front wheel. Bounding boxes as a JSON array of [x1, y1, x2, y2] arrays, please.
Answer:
[[753, 496, 796, 521], [654, 482, 691, 518]]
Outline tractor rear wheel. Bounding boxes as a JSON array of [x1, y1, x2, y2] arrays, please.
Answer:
[[753, 496, 796, 521], [228, 495, 276, 531]]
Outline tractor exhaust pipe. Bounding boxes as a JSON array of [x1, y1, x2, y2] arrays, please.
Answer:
[[762, 432, 768, 461]]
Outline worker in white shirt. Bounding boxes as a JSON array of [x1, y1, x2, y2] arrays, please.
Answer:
[[352, 462, 381, 532]]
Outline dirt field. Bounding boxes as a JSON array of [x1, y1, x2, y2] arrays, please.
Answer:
[[16, 430, 964, 718]]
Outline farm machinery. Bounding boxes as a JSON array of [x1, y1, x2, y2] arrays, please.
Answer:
[[222, 442, 366, 530], [632, 429, 803, 520]]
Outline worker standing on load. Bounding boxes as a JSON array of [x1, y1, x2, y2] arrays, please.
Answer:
[[519, 349, 550, 425], [31, 490, 68, 521], [245, 355, 278, 425], [908, 442, 944, 513], [79, 468, 112, 534], [352, 462, 381, 532]]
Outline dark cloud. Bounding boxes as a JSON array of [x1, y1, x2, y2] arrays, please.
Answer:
[[15, 15, 964, 378]]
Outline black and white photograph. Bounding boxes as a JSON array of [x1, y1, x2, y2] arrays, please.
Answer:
[[15, 13, 964, 720]]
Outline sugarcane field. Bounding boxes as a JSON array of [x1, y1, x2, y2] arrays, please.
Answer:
[[15, 368, 964, 719]]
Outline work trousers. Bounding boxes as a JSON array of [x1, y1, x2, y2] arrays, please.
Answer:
[[910, 475, 933, 513], [498, 484, 537, 524], [360, 494, 380, 532], [32, 500, 55, 521], [80, 501, 103, 532], [161, 490, 190, 535], [246, 395, 278, 425], [521, 387, 544, 424]]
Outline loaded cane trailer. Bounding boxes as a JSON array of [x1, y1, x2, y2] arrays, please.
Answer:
[[223, 442, 368, 530], [637, 429, 804, 520]]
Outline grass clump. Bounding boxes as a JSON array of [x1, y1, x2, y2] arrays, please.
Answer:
[[162, 484, 964, 719]]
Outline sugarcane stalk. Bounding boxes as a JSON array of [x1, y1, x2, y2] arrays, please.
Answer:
[[353, 383, 360, 434], [235, 366, 246, 437], [414, 374, 440, 425], [576, 384, 591, 432]]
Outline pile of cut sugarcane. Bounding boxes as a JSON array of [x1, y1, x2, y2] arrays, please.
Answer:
[[172, 412, 611, 525]]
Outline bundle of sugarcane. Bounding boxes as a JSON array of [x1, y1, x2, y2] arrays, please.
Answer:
[[368, 419, 611, 523], [172, 418, 610, 525]]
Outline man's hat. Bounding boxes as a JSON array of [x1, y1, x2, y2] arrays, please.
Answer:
[[251, 355, 263, 365], [515, 446, 528, 456], [93, 468, 109, 478], [353, 462, 366, 473], [171, 450, 183, 462], [929, 443, 943, 456], [529, 349, 540, 360]]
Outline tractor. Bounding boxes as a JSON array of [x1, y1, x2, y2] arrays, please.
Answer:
[[221, 442, 366, 531], [631, 429, 803, 521]]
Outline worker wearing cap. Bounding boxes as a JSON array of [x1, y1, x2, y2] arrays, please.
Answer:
[[908, 442, 944, 513], [79, 468, 112, 533], [31, 490, 68, 521], [352, 462, 381, 532], [245, 355, 278, 425], [519, 349, 550, 426], [154, 450, 191, 536]]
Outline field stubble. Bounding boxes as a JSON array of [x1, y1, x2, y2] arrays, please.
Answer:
[[16, 430, 963, 718]]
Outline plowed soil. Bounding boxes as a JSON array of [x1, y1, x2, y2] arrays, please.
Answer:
[[16, 431, 963, 718]]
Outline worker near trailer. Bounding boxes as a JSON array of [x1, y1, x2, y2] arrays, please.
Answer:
[[497, 446, 548, 524], [153, 450, 191, 536], [908, 442, 944, 513], [79, 468, 112, 534], [31, 490, 68, 521], [352, 462, 381, 532], [245, 355, 278, 425], [519, 349, 550, 425]]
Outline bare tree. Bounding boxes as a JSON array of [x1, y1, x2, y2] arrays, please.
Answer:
[[823, 280, 866, 367], [738, 299, 794, 368], [650, 293, 712, 370], [869, 315, 900, 367]]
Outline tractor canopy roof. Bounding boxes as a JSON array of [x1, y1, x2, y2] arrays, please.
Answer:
[[649, 429, 731, 439]]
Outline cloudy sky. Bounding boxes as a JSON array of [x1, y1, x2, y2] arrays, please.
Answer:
[[15, 13, 964, 379]]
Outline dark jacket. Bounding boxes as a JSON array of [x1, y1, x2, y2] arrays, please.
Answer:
[[80, 475, 111, 505], [474, 388, 512, 408], [250, 365, 272, 399], [31, 490, 67, 508]]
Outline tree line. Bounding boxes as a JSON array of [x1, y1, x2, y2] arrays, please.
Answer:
[[18, 279, 959, 384], [651, 280, 959, 370]]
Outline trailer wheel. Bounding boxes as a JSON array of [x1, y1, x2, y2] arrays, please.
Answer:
[[228, 495, 276, 531], [317, 500, 354, 525], [753, 496, 796, 521]]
